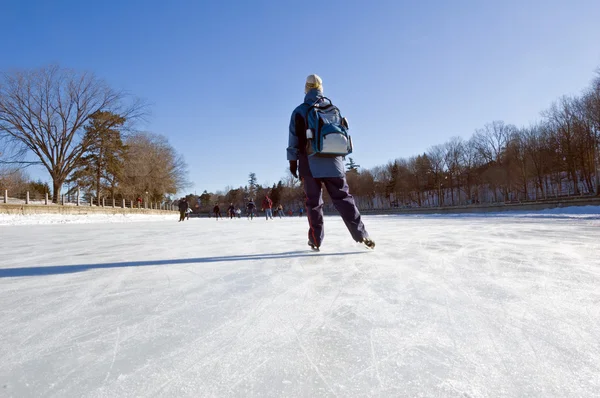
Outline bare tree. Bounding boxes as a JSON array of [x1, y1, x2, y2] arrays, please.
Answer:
[[408, 155, 431, 207], [544, 96, 581, 195], [521, 124, 551, 199], [570, 96, 596, 193], [0, 167, 29, 193], [461, 137, 480, 204], [472, 121, 513, 163], [443, 137, 465, 205], [120, 132, 188, 202], [369, 164, 390, 207], [472, 121, 517, 201], [577, 76, 600, 194], [427, 145, 446, 205], [0, 139, 37, 168], [0, 65, 144, 202], [506, 129, 530, 201], [585, 70, 600, 133]]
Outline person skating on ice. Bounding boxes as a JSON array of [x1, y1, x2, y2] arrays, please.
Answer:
[[246, 198, 256, 220], [262, 194, 273, 220], [287, 74, 374, 251], [227, 203, 235, 219], [178, 197, 188, 222], [213, 202, 222, 220]]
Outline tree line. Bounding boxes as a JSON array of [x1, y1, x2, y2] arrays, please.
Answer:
[[183, 172, 305, 214], [197, 69, 600, 211], [365, 70, 600, 208], [0, 65, 187, 203], [4, 65, 597, 210]]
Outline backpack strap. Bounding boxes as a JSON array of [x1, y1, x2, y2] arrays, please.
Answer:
[[306, 97, 340, 119], [305, 97, 338, 127]]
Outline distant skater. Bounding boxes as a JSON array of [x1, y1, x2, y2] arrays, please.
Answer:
[[178, 198, 188, 222], [262, 194, 273, 220], [227, 203, 236, 219], [246, 199, 256, 220], [213, 203, 222, 220]]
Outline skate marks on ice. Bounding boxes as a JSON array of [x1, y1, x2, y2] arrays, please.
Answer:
[[1, 215, 600, 396]]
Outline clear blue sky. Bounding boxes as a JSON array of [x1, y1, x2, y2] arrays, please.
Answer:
[[2, 0, 600, 194]]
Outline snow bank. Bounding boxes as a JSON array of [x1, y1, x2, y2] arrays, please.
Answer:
[[397, 205, 600, 220], [476, 205, 600, 219], [2, 204, 599, 226], [0, 212, 176, 226]]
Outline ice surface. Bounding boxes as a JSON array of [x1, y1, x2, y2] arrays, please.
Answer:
[[1, 209, 599, 397]]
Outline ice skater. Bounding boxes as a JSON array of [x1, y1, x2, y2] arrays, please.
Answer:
[[246, 198, 256, 220], [287, 74, 374, 251], [262, 194, 273, 220], [213, 203, 222, 220], [178, 197, 188, 222], [227, 203, 236, 219]]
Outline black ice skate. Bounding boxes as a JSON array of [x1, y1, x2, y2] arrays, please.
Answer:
[[361, 238, 375, 250], [308, 241, 320, 252]]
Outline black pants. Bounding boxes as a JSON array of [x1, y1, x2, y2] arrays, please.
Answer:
[[303, 175, 368, 247], [179, 211, 185, 221]]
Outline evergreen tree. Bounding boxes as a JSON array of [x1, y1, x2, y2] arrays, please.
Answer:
[[386, 161, 399, 199], [270, 182, 281, 206], [199, 190, 212, 208], [346, 157, 360, 173], [69, 111, 127, 200], [27, 180, 51, 200], [248, 172, 257, 198]]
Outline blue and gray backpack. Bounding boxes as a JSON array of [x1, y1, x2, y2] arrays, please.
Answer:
[[305, 97, 353, 157]]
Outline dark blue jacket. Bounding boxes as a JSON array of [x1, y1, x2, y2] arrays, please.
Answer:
[[287, 89, 345, 178], [178, 200, 188, 212]]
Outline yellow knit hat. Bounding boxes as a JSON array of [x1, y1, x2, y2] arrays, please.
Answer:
[[305, 74, 323, 94]]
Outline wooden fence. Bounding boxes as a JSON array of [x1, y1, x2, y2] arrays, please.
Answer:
[[1, 189, 177, 211]]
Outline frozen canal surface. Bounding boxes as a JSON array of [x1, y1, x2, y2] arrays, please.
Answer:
[[1, 209, 599, 397]]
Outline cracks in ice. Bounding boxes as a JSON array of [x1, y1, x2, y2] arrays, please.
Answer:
[[103, 326, 121, 383], [369, 328, 383, 392], [293, 329, 338, 398]]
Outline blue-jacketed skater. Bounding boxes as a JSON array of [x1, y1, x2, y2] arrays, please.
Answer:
[[287, 74, 375, 251]]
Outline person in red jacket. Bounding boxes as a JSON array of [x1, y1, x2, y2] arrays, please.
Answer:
[[262, 194, 273, 220]]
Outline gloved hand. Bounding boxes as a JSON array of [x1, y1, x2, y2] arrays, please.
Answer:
[[289, 160, 298, 178]]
